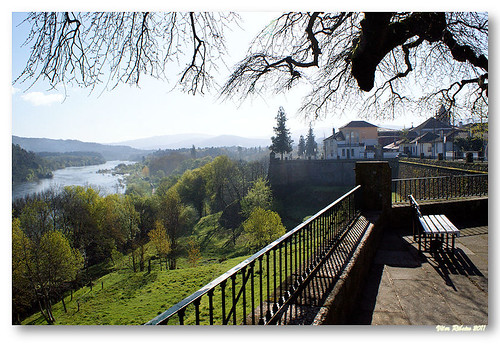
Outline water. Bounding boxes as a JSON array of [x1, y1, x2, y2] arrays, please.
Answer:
[[12, 160, 136, 200]]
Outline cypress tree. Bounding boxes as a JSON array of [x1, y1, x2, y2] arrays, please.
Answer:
[[305, 125, 317, 159], [270, 107, 293, 160]]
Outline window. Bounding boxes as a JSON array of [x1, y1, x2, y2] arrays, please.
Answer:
[[351, 149, 355, 157], [342, 149, 345, 157]]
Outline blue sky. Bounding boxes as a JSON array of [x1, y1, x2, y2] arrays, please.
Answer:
[[10, 11, 430, 144]]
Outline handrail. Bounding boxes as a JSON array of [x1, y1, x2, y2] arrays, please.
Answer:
[[145, 185, 361, 325], [392, 174, 488, 204], [392, 173, 488, 182]]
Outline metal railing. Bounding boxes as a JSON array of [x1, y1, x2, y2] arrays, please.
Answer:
[[145, 185, 361, 325], [392, 174, 488, 204]]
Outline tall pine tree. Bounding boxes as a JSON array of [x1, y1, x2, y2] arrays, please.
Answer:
[[270, 107, 293, 160], [297, 135, 306, 159], [305, 125, 317, 159]]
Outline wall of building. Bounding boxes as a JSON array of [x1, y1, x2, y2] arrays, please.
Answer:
[[340, 126, 378, 143]]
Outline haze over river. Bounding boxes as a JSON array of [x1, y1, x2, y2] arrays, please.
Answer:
[[12, 160, 135, 200]]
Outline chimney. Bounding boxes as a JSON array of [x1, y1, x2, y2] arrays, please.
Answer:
[[332, 127, 335, 135]]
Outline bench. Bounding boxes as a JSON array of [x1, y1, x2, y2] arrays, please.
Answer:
[[408, 195, 460, 253]]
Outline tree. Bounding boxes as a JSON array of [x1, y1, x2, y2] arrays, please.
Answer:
[[12, 218, 34, 323], [270, 107, 293, 160], [187, 238, 202, 267], [157, 188, 189, 270], [222, 12, 488, 121], [297, 135, 306, 159], [148, 220, 171, 271], [15, 12, 487, 121], [13, 222, 83, 324], [242, 207, 286, 251], [240, 177, 273, 218], [190, 145, 197, 159], [305, 125, 317, 159], [174, 168, 206, 217], [202, 155, 241, 212]]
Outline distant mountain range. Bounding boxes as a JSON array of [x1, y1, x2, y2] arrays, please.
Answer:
[[12, 136, 149, 161], [12, 134, 273, 160], [110, 133, 271, 150]]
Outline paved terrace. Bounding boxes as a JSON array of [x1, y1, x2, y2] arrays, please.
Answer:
[[348, 219, 488, 326]]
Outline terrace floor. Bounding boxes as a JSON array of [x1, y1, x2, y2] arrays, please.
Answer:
[[347, 220, 488, 326]]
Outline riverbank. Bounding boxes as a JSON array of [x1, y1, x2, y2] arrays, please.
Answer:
[[12, 160, 135, 200]]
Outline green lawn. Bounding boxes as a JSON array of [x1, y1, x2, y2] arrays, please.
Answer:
[[22, 253, 249, 325]]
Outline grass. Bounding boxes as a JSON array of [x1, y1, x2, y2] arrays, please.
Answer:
[[22, 211, 251, 325], [21, 185, 349, 325], [22, 253, 250, 325]]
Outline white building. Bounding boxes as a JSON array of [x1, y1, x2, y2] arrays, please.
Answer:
[[323, 121, 378, 159]]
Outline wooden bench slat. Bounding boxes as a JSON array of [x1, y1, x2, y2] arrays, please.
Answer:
[[409, 194, 459, 252], [437, 215, 460, 236], [434, 215, 454, 232], [428, 215, 448, 234], [419, 216, 434, 234]]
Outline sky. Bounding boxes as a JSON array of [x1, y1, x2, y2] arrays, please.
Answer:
[[3, 2, 498, 348], [9, 10, 429, 145]]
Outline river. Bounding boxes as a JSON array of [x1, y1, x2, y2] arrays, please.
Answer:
[[12, 160, 136, 200]]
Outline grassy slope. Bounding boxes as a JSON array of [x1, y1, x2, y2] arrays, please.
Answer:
[[22, 185, 348, 325], [22, 253, 249, 325]]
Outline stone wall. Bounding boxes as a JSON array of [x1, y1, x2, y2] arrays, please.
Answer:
[[268, 158, 399, 192], [396, 159, 487, 179]]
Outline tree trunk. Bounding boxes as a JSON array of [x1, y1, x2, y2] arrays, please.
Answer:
[[61, 294, 67, 313]]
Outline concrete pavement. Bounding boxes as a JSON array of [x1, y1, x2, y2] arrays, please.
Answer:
[[348, 223, 488, 326]]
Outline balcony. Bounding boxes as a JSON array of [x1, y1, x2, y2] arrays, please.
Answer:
[[146, 161, 488, 326]]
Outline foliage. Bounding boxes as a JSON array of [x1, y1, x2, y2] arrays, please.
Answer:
[[242, 207, 286, 251], [21, 253, 250, 325], [187, 238, 202, 267], [12, 144, 107, 183], [240, 177, 272, 218], [12, 144, 53, 183], [13, 221, 83, 324], [174, 168, 206, 217], [297, 135, 306, 159], [453, 136, 485, 152], [305, 125, 318, 158], [148, 220, 171, 269], [269, 107, 293, 160]]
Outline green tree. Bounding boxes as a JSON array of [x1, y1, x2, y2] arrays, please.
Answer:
[[305, 125, 317, 159], [203, 156, 240, 212], [12, 218, 34, 323], [148, 220, 171, 271], [174, 168, 206, 217], [297, 135, 306, 159], [240, 177, 272, 218], [242, 207, 286, 251], [187, 238, 202, 267], [270, 107, 293, 160], [157, 189, 185, 270], [13, 222, 83, 324]]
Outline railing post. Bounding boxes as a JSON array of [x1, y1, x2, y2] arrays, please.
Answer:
[[355, 161, 392, 212]]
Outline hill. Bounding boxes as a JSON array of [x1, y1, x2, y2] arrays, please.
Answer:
[[12, 136, 149, 161], [12, 144, 52, 183], [112, 133, 271, 150]]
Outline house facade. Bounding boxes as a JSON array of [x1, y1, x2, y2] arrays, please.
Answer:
[[323, 121, 378, 160], [395, 106, 472, 159]]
